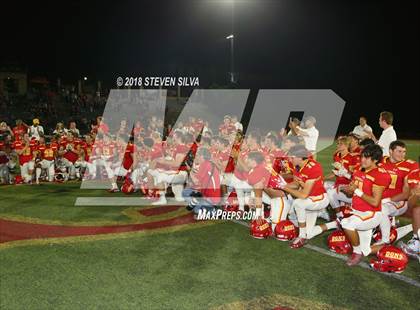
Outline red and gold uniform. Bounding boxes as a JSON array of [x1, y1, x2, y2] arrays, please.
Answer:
[[41, 145, 56, 161], [333, 151, 359, 186], [12, 125, 27, 141], [351, 167, 391, 212], [13, 140, 33, 165], [122, 142, 136, 170], [293, 159, 326, 198], [380, 157, 419, 198], [173, 144, 190, 171], [247, 162, 270, 186], [407, 169, 420, 190]]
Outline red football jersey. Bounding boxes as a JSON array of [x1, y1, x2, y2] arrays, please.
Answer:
[[12, 125, 27, 141], [173, 144, 190, 171], [407, 169, 420, 189], [352, 167, 391, 212], [333, 151, 359, 186], [380, 157, 419, 198], [293, 159, 326, 197], [247, 162, 270, 186], [42, 146, 55, 161], [122, 143, 135, 170], [17, 144, 33, 165]]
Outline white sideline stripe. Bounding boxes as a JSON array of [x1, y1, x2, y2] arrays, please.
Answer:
[[75, 197, 188, 206], [232, 219, 420, 289]]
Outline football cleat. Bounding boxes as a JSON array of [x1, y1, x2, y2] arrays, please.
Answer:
[[327, 230, 352, 254], [250, 219, 272, 239], [346, 253, 363, 267], [274, 220, 298, 241], [121, 178, 135, 194], [370, 245, 408, 273], [398, 238, 420, 258], [107, 188, 120, 193], [289, 237, 307, 249]]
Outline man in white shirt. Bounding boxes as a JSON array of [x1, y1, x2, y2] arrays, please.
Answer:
[[352, 116, 373, 139], [28, 118, 44, 141], [290, 116, 319, 154], [369, 111, 397, 156], [231, 115, 243, 132]]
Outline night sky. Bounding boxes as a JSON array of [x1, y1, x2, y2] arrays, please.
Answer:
[[1, 0, 419, 137]]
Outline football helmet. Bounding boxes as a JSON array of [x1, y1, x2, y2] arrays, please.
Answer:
[[14, 175, 24, 184], [372, 226, 398, 244], [340, 203, 352, 218], [55, 173, 65, 183], [327, 230, 352, 254], [250, 219, 272, 239], [223, 191, 239, 212], [274, 220, 297, 241], [121, 177, 134, 194], [267, 175, 287, 190], [370, 245, 408, 273]]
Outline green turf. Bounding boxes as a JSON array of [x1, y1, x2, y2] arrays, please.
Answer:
[[1, 222, 419, 310]]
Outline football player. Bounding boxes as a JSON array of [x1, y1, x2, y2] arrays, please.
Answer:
[[280, 145, 330, 248], [398, 168, 420, 258], [34, 137, 56, 184], [148, 131, 190, 204], [340, 144, 391, 266], [375, 140, 419, 245], [327, 136, 359, 219], [13, 133, 35, 183]]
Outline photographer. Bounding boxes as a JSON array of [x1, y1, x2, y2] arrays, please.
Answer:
[[183, 147, 221, 214]]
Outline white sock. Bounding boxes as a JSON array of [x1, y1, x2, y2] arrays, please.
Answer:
[[353, 245, 362, 254], [326, 221, 337, 230], [35, 168, 41, 181], [299, 226, 306, 238], [308, 225, 323, 239]]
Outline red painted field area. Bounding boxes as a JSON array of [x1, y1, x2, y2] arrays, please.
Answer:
[[0, 209, 195, 244]]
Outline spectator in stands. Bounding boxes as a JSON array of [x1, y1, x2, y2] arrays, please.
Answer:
[[352, 116, 373, 139], [28, 118, 44, 141]]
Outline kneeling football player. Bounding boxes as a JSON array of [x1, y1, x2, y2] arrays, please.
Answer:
[[280, 145, 330, 248], [341, 144, 391, 266]]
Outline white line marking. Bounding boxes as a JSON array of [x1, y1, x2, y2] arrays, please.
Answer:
[[75, 197, 188, 206], [232, 219, 420, 288]]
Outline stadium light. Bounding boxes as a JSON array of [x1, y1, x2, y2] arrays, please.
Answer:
[[226, 34, 235, 83]]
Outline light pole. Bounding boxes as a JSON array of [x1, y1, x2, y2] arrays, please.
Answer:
[[226, 34, 235, 83]]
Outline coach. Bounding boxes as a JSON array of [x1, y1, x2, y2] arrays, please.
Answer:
[[369, 111, 397, 156]]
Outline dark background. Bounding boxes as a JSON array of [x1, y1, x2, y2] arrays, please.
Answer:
[[1, 0, 419, 137]]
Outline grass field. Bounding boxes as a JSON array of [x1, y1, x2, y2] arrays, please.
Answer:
[[0, 140, 419, 309]]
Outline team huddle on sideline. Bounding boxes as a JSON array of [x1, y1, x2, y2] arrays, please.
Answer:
[[0, 111, 419, 272]]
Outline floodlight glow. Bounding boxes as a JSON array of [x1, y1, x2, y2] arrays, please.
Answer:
[[226, 34, 234, 39]]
